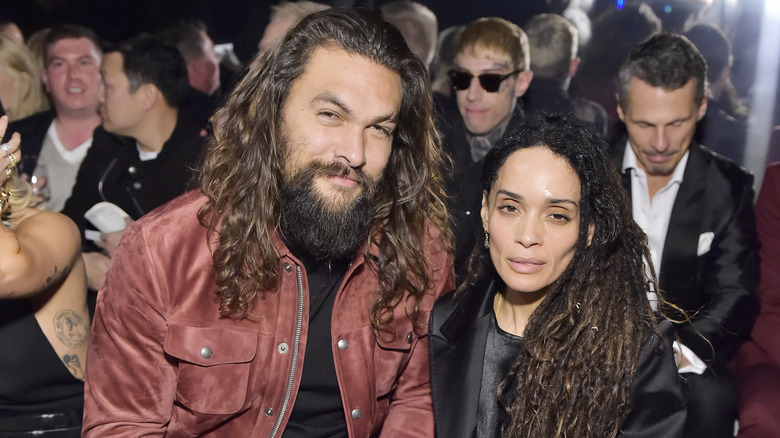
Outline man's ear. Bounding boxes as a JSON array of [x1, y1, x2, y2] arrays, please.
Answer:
[[513, 70, 533, 98], [587, 222, 595, 246], [138, 83, 159, 110], [616, 95, 626, 123], [697, 96, 708, 121], [40, 67, 50, 92], [568, 57, 580, 79]]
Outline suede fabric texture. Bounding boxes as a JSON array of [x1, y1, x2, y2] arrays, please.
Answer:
[[83, 190, 454, 437]]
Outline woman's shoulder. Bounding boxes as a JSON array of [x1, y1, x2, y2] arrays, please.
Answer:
[[15, 209, 81, 249]]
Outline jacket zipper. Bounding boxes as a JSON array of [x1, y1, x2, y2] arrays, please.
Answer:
[[269, 265, 304, 438]]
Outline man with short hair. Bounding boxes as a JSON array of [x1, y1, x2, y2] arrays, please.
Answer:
[[522, 13, 607, 136], [61, 34, 206, 292], [82, 9, 453, 436], [380, 1, 438, 70], [252, 0, 329, 66], [614, 32, 759, 438], [9, 24, 102, 212], [439, 17, 533, 277], [159, 19, 223, 129]]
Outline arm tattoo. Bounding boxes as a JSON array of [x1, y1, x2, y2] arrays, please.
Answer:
[[63, 354, 84, 380], [54, 310, 88, 348]]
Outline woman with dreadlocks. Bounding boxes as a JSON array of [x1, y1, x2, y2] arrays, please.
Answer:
[[429, 114, 685, 437]]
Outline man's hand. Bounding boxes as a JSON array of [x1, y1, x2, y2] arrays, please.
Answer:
[[83, 251, 112, 291]]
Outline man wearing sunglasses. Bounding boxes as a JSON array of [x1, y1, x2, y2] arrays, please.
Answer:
[[438, 17, 533, 278]]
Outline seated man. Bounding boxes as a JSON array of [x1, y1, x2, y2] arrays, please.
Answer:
[[613, 32, 759, 438], [82, 9, 453, 436], [522, 13, 608, 136], [438, 17, 533, 277], [61, 34, 206, 291], [9, 25, 103, 212]]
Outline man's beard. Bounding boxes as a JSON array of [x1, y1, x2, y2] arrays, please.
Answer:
[[281, 160, 381, 261]]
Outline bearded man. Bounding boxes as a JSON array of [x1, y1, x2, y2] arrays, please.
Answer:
[[82, 8, 453, 437]]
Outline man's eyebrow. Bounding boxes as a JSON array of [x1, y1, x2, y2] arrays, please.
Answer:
[[312, 91, 398, 125], [312, 91, 354, 118]]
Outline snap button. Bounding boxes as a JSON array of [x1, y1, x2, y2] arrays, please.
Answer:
[[265, 407, 274, 416], [132, 182, 142, 190], [465, 210, 471, 215], [278, 343, 289, 354], [201, 347, 213, 359], [351, 408, 362, 419], [337, 339, 349, 350], [128, 166, 137, 175], [407, 332, 413, 344], [283, 262, 292, 272]]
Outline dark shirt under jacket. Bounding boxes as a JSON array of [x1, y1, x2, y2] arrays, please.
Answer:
[[6, 110, 56, 175], [522, 77, 609, 137], [429, 274, 686, 438], [437, 104, 525, 280], [283, 245, 350, 438], [61, 112, 206, 251]]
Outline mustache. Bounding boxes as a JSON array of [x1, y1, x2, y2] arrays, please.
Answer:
[[308, 160, 369, 185]]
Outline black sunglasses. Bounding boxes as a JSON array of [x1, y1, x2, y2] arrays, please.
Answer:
[[448, 69, 521, 92]]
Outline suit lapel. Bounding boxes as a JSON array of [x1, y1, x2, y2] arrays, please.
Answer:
[[430, 276, 497, 438], [659, 144, 708, 304]]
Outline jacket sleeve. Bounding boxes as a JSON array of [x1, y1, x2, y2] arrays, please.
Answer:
[[619, 320, 686, 438], [676, 172, 759, 364], [378, 239, 455, 437], [82, 222, 174, 436]]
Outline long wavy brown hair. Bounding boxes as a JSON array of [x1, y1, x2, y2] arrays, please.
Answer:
[[198, 8, 451, 330], [463, 114, 668, 437]]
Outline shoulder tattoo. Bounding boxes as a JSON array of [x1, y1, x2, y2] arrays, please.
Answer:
[[54, 310, 88, 348]]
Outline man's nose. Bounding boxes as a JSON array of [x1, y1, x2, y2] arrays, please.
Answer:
[[652, 127, 670, 152], [334, 129, 366, 168]]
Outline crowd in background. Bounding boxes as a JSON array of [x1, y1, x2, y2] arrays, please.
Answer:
[[0, 0, 778, 436]]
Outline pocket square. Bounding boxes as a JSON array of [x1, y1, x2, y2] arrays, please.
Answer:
[[697, 232, 714, 256]]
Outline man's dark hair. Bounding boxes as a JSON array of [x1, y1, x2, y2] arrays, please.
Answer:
[[199, 8, 451, 327], [158, 19, 208, 62], [617, 32, 707, 110], [113, 33, 189, 108], [43, 24, 103, 66]]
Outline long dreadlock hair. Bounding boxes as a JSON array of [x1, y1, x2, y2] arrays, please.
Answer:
[[463, 114, 665, 437]]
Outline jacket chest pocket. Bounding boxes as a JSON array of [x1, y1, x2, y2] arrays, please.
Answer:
[[164, 325, 258, 415], [374, 321, 417, 397]]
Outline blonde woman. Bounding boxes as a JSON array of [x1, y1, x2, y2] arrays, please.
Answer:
[[0, 34, 48, 121], [0, 115, 87, 437]]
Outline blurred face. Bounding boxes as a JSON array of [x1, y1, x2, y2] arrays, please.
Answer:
[[481, 146, 581, 296], [42, 37, 102, 116], [281, 46, 401, 211], [196, 30, 220, 95], [453, 51, 531, 136], [617, 77, 707, 178], [253, 16, 295, 67], [0, 65, 19, 119], [97, 52, 145, 137]]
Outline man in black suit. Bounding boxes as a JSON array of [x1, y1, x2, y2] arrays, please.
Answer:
[[614, 32, 759, 438]]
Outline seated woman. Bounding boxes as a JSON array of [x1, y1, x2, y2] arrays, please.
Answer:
[[429, 115, 685, 437], [0, 34, 48, 121], [0, 115, 87, 437]]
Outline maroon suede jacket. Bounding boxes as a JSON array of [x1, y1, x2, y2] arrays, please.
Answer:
[[83, 190, 454, 437]]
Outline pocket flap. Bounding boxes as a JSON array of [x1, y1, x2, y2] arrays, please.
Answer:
[[164, 325, 257, 366]]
